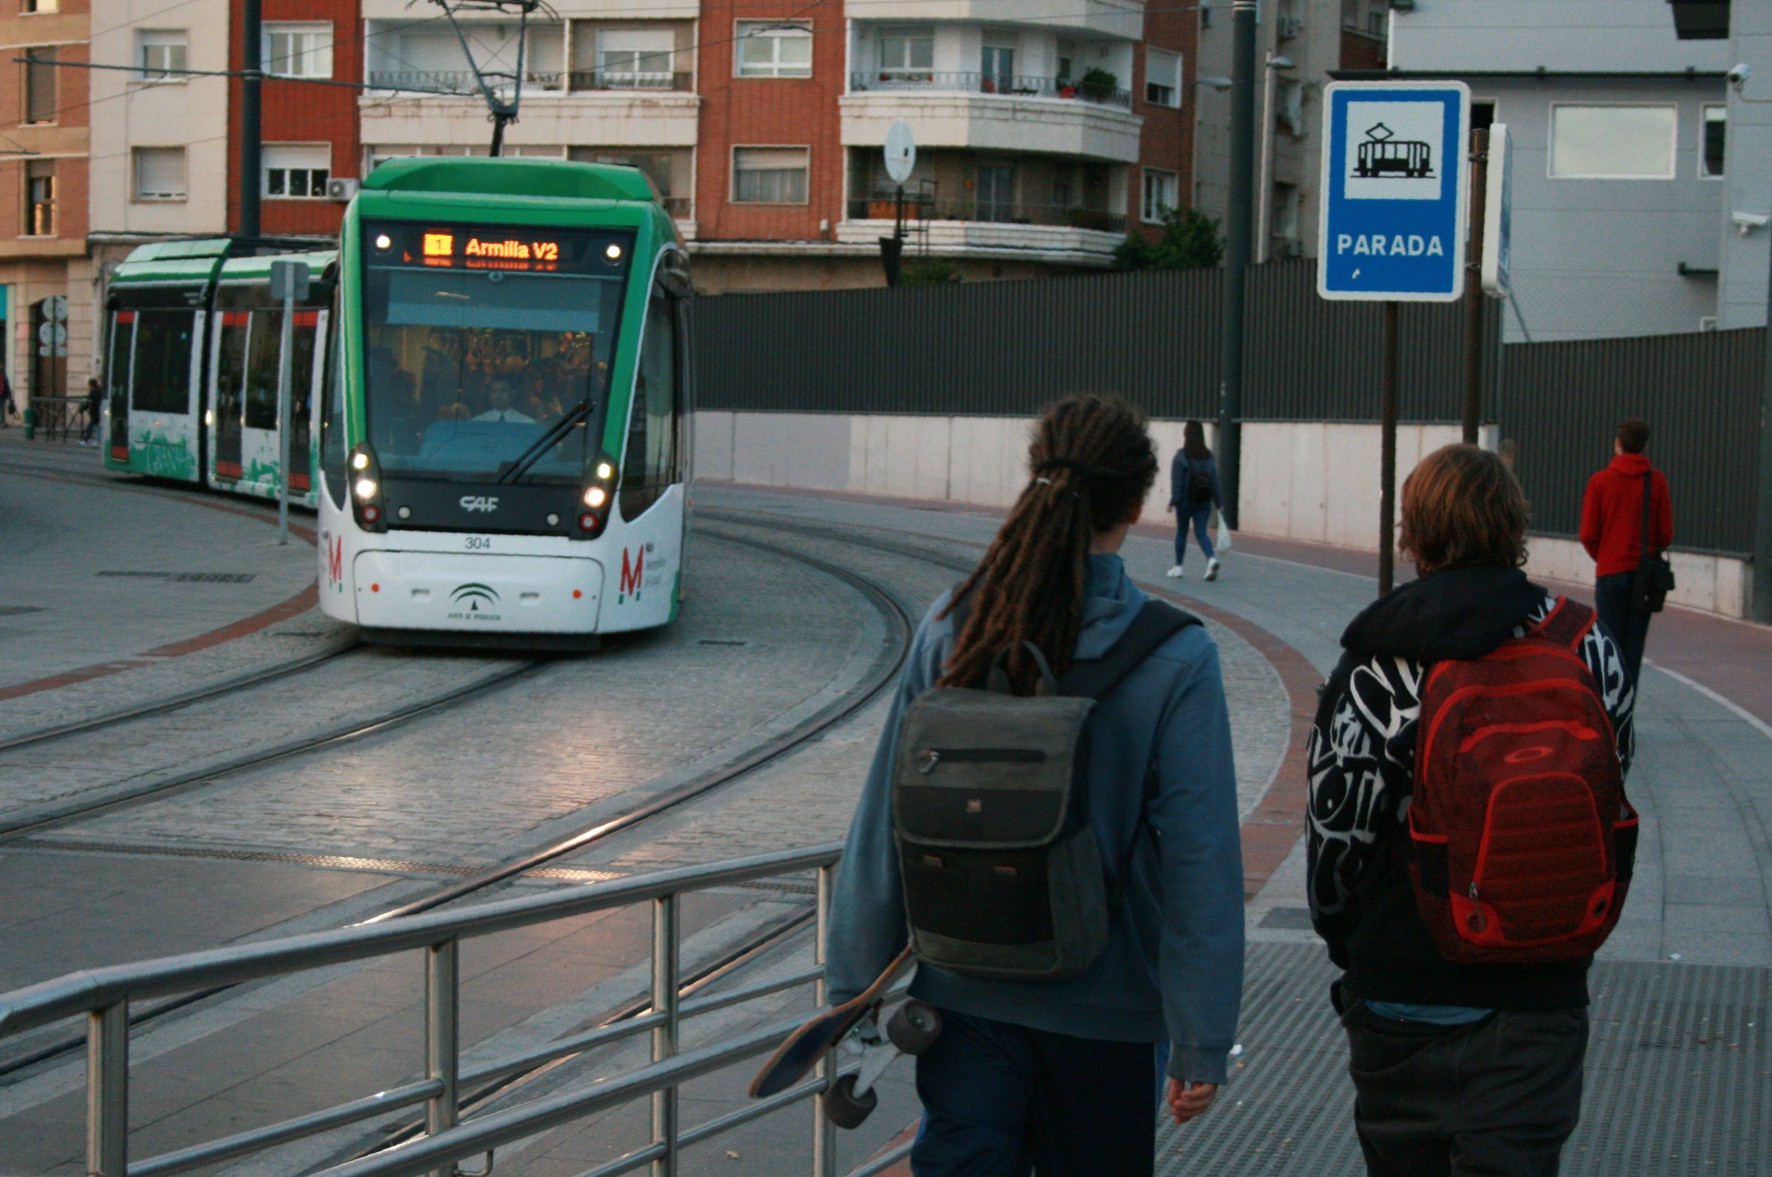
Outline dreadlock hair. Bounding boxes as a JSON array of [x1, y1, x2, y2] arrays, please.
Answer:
[[939, 394, 1159, 695]]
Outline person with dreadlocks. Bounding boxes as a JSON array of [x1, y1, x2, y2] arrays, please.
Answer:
[[826, 394, 1245, 1175]]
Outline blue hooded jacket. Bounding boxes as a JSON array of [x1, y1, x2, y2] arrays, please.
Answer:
[[825, 553, 1246, 1085]]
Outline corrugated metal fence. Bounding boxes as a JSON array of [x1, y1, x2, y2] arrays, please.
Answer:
[[1503, 328, 1762, 555], [694, 261, 1494, 422], [693, 263, 1757, 554]]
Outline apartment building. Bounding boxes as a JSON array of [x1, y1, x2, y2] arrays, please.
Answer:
[[357, 1, 1199, 293], [1, 0, 89, 414], [1192, 0, 1392, 266]]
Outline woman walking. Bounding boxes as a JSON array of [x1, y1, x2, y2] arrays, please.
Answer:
[[825, 394, 1244, 1175], [1167, 420, 1222, 580]]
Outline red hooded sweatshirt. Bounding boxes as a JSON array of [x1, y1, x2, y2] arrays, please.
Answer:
[[1580, 452, 1673, 578]]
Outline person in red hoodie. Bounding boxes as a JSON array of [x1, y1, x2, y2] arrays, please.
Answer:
[[1580, 418, 1673, 687]]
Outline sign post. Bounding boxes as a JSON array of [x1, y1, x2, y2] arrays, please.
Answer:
[[269, 260, 310, 546], [1318, 80, 1470, 592]]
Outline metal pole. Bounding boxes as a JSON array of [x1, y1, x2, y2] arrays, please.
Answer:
[[1462, 128, 1490, 445], [1756, 260, 1772, 621], [424, 940, 460, 1177], [1217, 0, 1259, 531], [651, 895, 680, 1177], [277, 288, 294, 544], [87, 1002, 129, 1177], [1379, 301, 1400, 595], [812, 863, 837, 1177], [240, 0, 262, 239]]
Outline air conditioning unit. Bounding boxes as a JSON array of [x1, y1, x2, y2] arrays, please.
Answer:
[[1273, 236, 1305, 259], [1699, 315, 1719, 332], [326, 177, 361, 202], [1277, 15, 1305, 39]]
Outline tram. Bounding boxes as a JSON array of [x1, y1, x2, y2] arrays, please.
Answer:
[[104, 239, 332, 505], [101, 156, 691, 645], [318, 157, 691, 645]]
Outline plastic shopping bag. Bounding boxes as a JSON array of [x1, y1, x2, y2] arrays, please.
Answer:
[[1216, 517, 1232, 553]]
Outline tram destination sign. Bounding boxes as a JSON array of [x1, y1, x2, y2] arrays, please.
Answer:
[[1317, 80, 1470, 302], [365, 223, 634, 275]]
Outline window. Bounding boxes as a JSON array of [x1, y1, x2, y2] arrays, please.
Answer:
[[1271, 181, 1300, 240], [1701, 104, 1726, 177], [264, 22, 333, 79], [597, 28, 675, 88], [130, 312, 195, 414], [134, 147, 187, 201], [1146, 47, 1181, 108], [981, 43, 1015, 92], [25, 160, 54, 234], [24, 47, 55, 123], [878, 27, 934, 80], [1142, 168, 1178, 224], [620, 293, 682, 519], [1549, 104, 1676, 179], [265, 144, 330, 199], [736, 20, 811, 78], [22, 0, 57, 11], [137, 31, 188, 82], [733, 147, 808, 203]]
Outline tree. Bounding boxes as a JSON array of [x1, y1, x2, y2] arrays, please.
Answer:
[[1113, 206, 1225, 271]]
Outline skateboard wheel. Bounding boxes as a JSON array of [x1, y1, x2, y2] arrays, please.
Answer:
[[886, 1000, 942, 1055], [823, 1073, 878, 1129]]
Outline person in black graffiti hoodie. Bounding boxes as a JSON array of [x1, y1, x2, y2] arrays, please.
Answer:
[[1306, 445, 1636, 1177]]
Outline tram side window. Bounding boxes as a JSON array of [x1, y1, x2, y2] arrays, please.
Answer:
[[130, 311, 195, 414], [244, 309, 283, 430], [320, 300, 347, 508], [619, 294, 680, 520]]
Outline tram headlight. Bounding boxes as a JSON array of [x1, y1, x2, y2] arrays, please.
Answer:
[[583, 486, 607, 509], [596, 462, 614, 480], [355, 477, 378, 500], [351, 452, 370, 471], [605, 244, 624, 262], [374, 234, 393, 251]]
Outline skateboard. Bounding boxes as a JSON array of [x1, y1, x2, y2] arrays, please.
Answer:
[[749, 946, 942, 1127]]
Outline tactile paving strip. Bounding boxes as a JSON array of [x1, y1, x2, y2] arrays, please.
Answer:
[[1158, 944, 1768, 1175]]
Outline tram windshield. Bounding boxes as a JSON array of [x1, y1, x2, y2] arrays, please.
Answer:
[[358, 220, 634, 484]]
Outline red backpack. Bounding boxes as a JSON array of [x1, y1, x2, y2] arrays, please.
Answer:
[[1411, 598, 1638, 963]]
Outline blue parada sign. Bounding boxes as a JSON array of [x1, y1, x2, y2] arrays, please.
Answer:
[[1317, 81, 1470, 302]]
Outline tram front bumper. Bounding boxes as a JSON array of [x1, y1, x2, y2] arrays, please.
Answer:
[[351, 551, 603, 633]]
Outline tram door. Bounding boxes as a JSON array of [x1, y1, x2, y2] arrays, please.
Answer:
[[211, 310, 249, 482], [286, 309, 325, 495], [106, 311, 134, 460]]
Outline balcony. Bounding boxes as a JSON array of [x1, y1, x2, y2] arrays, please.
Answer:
[[838, 197, 1125, 262], [365, 69, 694, 96], [848, 70, 1130, 110], [841, 75, 1142, 164]]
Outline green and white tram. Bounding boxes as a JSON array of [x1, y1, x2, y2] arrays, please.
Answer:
[[317, 157, 691, 645], [104, 239, 332, 504]]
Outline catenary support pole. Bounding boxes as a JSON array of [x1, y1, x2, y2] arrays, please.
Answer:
[[1462, 128, 1489, 446], [1379, 301, 1400, 595], [1216, 0, 1259, 530], [1756, 265, 1772, 622], [240, 0, 262, 239]]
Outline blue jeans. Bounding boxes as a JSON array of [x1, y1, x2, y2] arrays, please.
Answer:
[[1594, 571, 1650, 687], [1174, 505, 1215, 566], [910, 1009, 1156, 1176]]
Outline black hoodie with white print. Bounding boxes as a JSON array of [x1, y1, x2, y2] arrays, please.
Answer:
[[1305, 565, 1635, 1010]]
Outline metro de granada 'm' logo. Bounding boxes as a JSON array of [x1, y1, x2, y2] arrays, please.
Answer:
[[619, 546, 644, 603]]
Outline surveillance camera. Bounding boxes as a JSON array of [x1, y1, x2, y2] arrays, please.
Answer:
[[1731, 210, 1769, 235], [1728, 62, 1750, 87]]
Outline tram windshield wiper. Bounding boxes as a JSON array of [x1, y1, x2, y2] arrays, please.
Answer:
[[498, 398, 597, 485]]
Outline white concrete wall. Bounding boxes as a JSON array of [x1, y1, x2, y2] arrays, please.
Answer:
[[693, 411, 1754, 619]]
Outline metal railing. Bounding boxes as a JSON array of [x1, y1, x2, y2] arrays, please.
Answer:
[[364, 70, 693, 96], [0, 843, 910, 1177], [847, 70, 1132, 110], [845, 197, 1125, 234]]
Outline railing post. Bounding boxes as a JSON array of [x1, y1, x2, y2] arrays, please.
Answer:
[[651, 894, 680, 1177], [87, 1001, 129, 1177], [425, 939, 460, 1177], [812, 863, 838, 1177]]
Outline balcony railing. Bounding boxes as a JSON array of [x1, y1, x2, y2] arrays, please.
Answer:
[[366, 69, 693, 96], [847, 196, 1125, 234], [848, 70, 1132, 110]]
